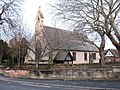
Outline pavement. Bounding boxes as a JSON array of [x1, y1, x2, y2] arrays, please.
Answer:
[[0, 76, 120, 90]]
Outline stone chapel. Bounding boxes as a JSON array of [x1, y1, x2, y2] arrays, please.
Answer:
[[25, 7, 100, 64]]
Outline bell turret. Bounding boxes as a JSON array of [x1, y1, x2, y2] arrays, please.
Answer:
[[35, 6, 44, 24], [35, 7, 44, 38]]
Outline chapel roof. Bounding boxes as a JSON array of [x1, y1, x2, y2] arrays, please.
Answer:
[[40, 25, 99, 52]]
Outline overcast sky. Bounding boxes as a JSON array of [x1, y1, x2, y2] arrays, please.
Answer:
[[22, 0, 55, 33]]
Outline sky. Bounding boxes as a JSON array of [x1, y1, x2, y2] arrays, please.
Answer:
[[22, 0, 115, 49], [22, 0, 55, 33]]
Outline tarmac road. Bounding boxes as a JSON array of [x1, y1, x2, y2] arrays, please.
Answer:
[[0, 76, 120, 90]]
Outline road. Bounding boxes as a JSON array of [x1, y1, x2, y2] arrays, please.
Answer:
[[0, 76, 120, 90]]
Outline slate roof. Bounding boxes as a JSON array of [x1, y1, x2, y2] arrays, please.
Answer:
[[42, 26, 98, 52]]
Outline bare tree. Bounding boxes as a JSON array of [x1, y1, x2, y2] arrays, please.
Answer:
[[0, 0, 23, 40], [26, 27, 62, 69], [9, 19, 31, 68], [51, 0, 120, 67], [102, 0, 120, 54], [0, 0, 22, 25], [26, 37, 55, 69], [35, 40, 53, 69]]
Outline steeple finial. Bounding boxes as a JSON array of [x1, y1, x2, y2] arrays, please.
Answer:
[[38, 6, 44, 18], [39, 6, 41, 9]]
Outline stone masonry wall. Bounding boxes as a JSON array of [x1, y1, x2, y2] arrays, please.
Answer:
[[0, 66, 120, 80]]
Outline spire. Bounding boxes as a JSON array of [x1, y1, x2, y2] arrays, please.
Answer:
[[37, 6, 44, 19], [35, 6, 44, 34], [35, 6, 44, 24]]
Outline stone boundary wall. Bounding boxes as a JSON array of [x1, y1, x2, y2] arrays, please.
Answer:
[[27, 68, 113, 80], [0, 66, 120, 80]]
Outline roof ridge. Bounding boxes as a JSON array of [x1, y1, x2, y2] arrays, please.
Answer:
[[43, 25, 72, 32]]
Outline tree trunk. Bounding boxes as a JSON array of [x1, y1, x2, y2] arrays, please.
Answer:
[[106, 33, 120, 57], [116, 47, 120, 64], [0, 53, 3, 64], [99, 35, 105, 68], [35, 47, 39, 69], [99, 48, 105, 68], [18, 54, 21, 68], [35, 57, 39, 69], [18, 45, 21, 68]]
